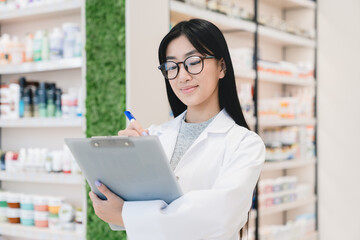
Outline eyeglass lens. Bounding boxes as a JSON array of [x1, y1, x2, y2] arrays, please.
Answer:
[[163, 56, 204, 80]]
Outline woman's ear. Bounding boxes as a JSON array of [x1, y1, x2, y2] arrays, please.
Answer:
[[219, 59, 226, 79]]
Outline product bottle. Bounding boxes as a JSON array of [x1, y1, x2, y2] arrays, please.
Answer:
[[47, 83, 56, 117], [55, 88, 62, 117], [49, 28, 63, 60], [63, 23, 78, 58], [19, 77, 26, 118], [10, 36, 24, 64], [45, 152, 52, 173], [33, 30, 43, 62], [1, 34, 11, 64], [74, 31, 82, 57], [38, 82, 47, 118], [9, 84, 20, 119], [23, 87, 33, 118], [76, 87, 83, 117], [25, 33, 34, 62], [41, 30, 49, 61], [32, 87, 40, 117], [0, 36, 4, 64]]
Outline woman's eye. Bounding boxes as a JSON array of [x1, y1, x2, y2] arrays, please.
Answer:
[[167, 65, 177, 71], [165, 63, 177, 71], [188, 60, 201, 66]]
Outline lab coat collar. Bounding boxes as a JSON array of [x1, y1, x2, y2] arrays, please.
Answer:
[[156, 109, 236, 162], [159, 108, 235, 135]]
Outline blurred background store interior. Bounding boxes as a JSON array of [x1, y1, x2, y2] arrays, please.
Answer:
[[0, 0, 359, 239]]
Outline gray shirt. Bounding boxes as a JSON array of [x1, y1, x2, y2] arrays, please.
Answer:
[[170, 115, 216, 171]]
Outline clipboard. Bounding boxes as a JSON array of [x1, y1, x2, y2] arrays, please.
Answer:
[[65, 136, 183, 230]]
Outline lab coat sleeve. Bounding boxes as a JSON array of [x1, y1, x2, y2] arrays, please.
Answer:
[[122, 132, 265, 240]]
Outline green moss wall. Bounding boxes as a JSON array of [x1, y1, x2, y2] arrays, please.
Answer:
[[85, 0, 126, 239]]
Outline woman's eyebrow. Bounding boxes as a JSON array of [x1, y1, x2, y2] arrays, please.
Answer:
[[166, 49, 199, 60]]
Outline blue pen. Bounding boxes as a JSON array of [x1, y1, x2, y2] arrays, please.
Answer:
[[124, 111, 136, 122], [124, 111, 148, 136]]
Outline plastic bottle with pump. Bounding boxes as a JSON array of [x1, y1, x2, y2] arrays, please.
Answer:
[[19, 77, 27, 118], [41, 30, 49, 61], [49, 28, 64, 60], [1, 34, 11, 64], [10, 36, 24, 64], [33, 30, 43, 62], [25, 33, 34, 62]]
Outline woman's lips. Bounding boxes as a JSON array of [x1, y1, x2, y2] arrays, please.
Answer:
[[181, 85, 198, 94]]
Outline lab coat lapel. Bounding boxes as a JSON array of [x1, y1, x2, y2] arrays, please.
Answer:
[[175, 109, 236, 171], [157, 111, 186, 161]]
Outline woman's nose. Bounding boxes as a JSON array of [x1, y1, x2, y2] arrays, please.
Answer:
[[177, 64, 191, 82]]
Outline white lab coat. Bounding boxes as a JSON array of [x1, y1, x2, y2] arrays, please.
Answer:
[[122, 109, 265, 240]]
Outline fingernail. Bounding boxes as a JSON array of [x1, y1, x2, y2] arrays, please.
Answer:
[[95, 180, 101, 187], [141, 131, 148, 136]]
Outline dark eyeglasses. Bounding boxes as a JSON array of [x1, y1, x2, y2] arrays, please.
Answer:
[[158, 55, 216, 80]]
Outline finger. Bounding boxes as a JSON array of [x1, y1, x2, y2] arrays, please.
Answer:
[[95, 180, 117, 200], [117, 129, 141, 137], [128, 120, 148, 136], [89, 191, 100, 204]]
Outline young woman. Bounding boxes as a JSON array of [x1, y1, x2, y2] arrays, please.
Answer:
[[89, 19, 265, 240]]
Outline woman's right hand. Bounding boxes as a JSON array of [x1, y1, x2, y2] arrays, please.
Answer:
[[118, 120, 149, 137]]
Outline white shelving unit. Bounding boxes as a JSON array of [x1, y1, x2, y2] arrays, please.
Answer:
[[0, 57, 82, 74], [303, 231, 318, 240], [260, 195, 317, 216], [0, 0, 81, 23], [0, 171, 84, 185], [170, 0, 256, 32], [235, 70, 256, 80], [259, 73, 315, 86], [262, 158, 316, 172], [0, 222, 82, 240], [0, 1, 87, 239], [170, 0, 318, 239], [0, 117, 83, 128], [259, 118, 316, 127], [260, 0, 316, 9], [258, 25, 315, 47], [170, 0, 315, 48], [249, 231, 318, 240], [252, 196, 317, 218], [236, 70, 316, 86]]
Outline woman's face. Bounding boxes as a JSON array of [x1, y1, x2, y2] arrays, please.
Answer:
[[165, 35, 225, 110]]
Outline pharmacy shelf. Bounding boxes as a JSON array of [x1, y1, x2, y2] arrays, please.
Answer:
[[302, 231, 318, 240], [260, 195, 317, 216], [235, 70, 256, 80], [239, 71, 316, 86], [0, 117, 83, 128], [170, 0, 256, 33], [260, 0, 316, 9], [0, 223, 85, 240], [259, 118, 316, 127], [259, 73, 315, 86], [0, 58, 82, 75], [262, 158, 316, 172], [0, 0, 81, 23], [0, 171, 84, 185], [258, 25, 315, 48], [170, 1, 315, 48], [248, 231, 317, 240]]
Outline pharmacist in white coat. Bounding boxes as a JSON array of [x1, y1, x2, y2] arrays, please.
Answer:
[[89, 19, 265, 240]]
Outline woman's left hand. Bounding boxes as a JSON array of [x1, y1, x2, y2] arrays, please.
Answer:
[[89, 181, 125, 227]]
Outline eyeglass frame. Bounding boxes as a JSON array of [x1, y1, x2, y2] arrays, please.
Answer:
[[158, 55, 216, 80]]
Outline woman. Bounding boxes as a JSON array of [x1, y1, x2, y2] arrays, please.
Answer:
[[89, 19, 265, 240]]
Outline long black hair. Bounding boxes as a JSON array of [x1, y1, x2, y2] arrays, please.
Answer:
[[158, 18, 249, 129]]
